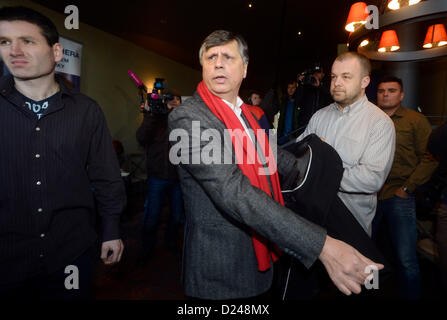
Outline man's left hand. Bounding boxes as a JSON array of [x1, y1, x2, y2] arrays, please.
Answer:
[[395, 187, 410, 199], [101, 239, 124, 265]]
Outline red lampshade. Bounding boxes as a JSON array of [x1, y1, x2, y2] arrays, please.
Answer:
[[345, 2, 368, 32], [378, 30, 400, 52], [423, 24, 447, 49]]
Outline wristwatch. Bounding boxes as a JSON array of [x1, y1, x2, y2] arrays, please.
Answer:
[[401, 186, 409, 193]]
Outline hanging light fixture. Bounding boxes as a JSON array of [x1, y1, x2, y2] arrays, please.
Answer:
[[388, 0, 400, 10], [409, 0, 421, 6], [423, 24, 447, 48], [345, 2, 368, 32], [360, 39, 370, 47], [378, 30, 400, 52], [388, 0, 421, 10]]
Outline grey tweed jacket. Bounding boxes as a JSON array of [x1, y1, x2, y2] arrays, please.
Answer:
[[168, 92, 327, 300]]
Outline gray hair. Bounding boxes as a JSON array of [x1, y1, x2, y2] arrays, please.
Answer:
[[199, 30, 249, 65]]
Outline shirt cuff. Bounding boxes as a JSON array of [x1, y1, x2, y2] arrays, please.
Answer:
[[102, 216, 121, 242], [403, 181, 416, 193]]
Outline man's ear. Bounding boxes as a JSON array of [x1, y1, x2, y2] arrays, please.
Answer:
[[361, 75, 370, 89], [243, 62, 248, 79], [400, 91, 405, 102], [52, 43, 63, 63]]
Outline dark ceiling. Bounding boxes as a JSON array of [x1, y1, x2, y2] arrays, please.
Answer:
[[31, 0, 381, 92]]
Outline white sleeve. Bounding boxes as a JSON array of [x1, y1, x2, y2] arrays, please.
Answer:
[[296, 112, 317, 142], [339, 117, 396, 194]]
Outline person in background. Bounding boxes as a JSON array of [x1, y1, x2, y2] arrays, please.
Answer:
[[277, 80, 299, 144], [372, 75, 439, 300], [136, 92, 184, 260], [247, 91, 262, 106], [294, 65, 333, 136], [247, 91, 270, 136], [298, 52, 395, 236]]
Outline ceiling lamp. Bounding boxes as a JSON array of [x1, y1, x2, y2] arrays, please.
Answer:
[[378, 30, 400, 52], [360, 39, 369, 47], [388, 0, 400, 10], [409, 0, 421, 6], [345, 2, 368, 32], [423, 24, 447, 49]]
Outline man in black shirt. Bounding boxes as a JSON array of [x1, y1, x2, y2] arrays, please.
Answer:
[[0, 6, 126, 299]]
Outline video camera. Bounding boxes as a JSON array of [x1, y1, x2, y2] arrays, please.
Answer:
[[128, 70, 174, 114], [297, 63, 323, 87], [298, 69, 318, 86], [146, 78, 174, 114]]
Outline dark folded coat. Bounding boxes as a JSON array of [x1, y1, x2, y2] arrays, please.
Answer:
[[279, 134, 394, 299]]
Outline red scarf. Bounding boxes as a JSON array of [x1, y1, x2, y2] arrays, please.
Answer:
[[197, 81, 284, 271]]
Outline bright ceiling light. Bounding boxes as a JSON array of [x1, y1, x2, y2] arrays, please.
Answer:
[[345, 2, 368, 32], [360, 39, 369, 47], [423, 24, 447, 49], [378, 30, 400, 52], [388, 0, 400, 10]]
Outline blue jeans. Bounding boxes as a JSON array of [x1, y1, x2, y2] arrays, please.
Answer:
[[142, 177, 184, 252], [374, 195, 421, 300]]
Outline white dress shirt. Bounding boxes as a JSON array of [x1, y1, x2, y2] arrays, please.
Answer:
[[222, 97, 254, 143], [298, 95, 396, 235]]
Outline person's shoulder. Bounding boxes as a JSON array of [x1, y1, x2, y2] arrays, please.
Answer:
[[169, 92, 206, 122], [247, 105, 265, 119], [365, 101, 395, 130], [313, 103, 336, 118], [61, 86, 99, 108], [366, 101, 391, 119], [403, 107, 427, 120], [403, 108, 432, 130]]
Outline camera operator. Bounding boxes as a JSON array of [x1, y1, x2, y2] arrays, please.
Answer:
[[295, 65, 333, 137], [277, 65, 332, 144], [136, 91, 184, 260]]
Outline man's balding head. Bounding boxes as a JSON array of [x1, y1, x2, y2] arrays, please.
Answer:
[[335, 52, 371, 78]]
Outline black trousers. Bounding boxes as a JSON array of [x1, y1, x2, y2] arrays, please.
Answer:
[[0, 245, 96, 300]]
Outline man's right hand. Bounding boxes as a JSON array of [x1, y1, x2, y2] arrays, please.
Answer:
[[318, 235, 384, 295]]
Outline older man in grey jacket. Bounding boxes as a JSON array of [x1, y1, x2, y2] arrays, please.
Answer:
[[168, 30, 383, 300]]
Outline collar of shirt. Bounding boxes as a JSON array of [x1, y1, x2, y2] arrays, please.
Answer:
[[333, 94, 368, 116], [0, 74, 74, 99], [221, 96, 254, 143], [391, 105, 406, 119], [222, 96, 244, 115]]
